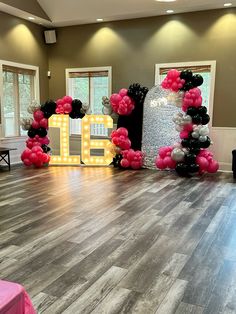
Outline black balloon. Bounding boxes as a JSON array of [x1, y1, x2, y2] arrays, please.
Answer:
[[192, 74, 204, 87], [200, 137, 211, 148], [187, 107, 198, 117], [182, 82, 194, 91], [180, 70, 193, 82], [198, 106, 207, 116], [175, 163, 189, 177], [113, 154, 122, 168], [188, 163, 200, 174], [192, 114, 202, 125], [69, 99, 85, 119], [190, 147, 200, 155], [127, 83, 149, 105], [43, 111, 53, 119], [185, 153, 196, 165], [181, 139, 190, 148], [189, 139, 201, 149], [37, 127, 47, 138], [28, 128, 37, 138], [42, 144, 51, 153], [201, 114, 210, 125], [41, 100, 56, 115]]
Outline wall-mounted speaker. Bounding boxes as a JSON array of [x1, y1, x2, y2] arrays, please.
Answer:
[[44, 30, 56, 44]]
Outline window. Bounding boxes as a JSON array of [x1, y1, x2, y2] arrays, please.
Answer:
[[0, 61, 39, 137], [155, 61, 216, 127], [66, 67, 112, 136]]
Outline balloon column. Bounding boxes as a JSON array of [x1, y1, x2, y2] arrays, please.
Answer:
[[108, 83, 149, 169], [155, 69, 219, 176], [21, 97, 89, 168]]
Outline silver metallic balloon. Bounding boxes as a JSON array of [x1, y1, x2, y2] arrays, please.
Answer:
[[171, 148, 185, 162]]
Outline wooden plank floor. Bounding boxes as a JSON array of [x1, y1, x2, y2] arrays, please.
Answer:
[[0, 166, 236, 313]]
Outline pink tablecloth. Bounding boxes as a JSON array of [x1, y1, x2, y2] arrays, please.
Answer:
[[0, 280, 36, 314]]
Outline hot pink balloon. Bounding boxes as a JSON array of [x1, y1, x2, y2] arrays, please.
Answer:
[[32, 120, 40, 129], [196, 156, 209, 171], [23, 158, 32, 166], [39, 118, 48, 129], [119, 88, 128, 97], [63, 103, 72, 114], [121, 159, 130, 168], [33, 110, 44, 122], [155, 157, 166, 170], [63, 96, 73, 104], [208, 160, 219, 173]]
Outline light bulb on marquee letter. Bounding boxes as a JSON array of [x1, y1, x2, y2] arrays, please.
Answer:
[[82, 115, 113, 166], [48, 114, 80, 165]]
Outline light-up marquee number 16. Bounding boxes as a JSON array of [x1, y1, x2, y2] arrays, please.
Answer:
[[48, 114, 114, 166]]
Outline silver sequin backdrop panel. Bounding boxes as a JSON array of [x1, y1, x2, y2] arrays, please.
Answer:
[[142, 85, 180, 169]]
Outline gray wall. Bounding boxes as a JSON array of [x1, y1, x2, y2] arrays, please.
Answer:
[[48, 8, 236, 127], [0, 11, 49, 102]]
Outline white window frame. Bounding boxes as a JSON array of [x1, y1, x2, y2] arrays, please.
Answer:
[[65, 66, 112, 136], [155, 61, 216, 128], [0, 60, 40, 138]]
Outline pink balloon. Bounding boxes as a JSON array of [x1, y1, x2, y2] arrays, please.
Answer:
[[155, 157, 166, 170], [40, 136, 50, 145], [63, 103, 72, 114], [196, 156, 209, 171], [63, 96, 73, 104], [32, 120, 40, 129], [39, 118, 48, 129], [22, 148, 31, 159], [110, 94, 122, 105], [119, 88, 128, 97], [127, 149, 136, 160], [180, 130, 189, 139], [117, 127, 128, 137], [56, 99, 64, 106], [33, 110, 44, 122], [121, 159, 130, 168], [23, 158, 32, 166], [32, 146, 43, 153], [159, 147, 168, 159], [29, 153, 38, 163], [164, 156, 176, 169], [208, 160, 219, 173]]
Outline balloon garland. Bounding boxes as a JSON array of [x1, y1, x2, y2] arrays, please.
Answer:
[[21, 96, 89, 168], [108, 83, 149, 170], [155, 69, 219, 176]]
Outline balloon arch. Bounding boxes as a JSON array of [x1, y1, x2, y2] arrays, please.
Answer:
[[21, 69, 219, 177]]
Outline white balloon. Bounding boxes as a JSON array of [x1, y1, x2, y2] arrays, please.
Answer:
[[183, 115, 192, 124], [199, 136, 207, 142], [199, 126, 209, 136], [82, 103, 90, 110], [171, 148, 185, 162], [192, 131, 199, 139]]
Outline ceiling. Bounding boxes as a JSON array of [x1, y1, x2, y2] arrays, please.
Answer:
[[0, 0, 236, 27]]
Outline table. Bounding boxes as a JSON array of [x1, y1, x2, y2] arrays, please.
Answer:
[[0, 147, 16, 170], [0, 280, 35, 314]]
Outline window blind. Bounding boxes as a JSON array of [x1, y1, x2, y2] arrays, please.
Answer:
[[160, 65, 211, 75], [68, 71, 108, 78], [3, 65, 36, 76]]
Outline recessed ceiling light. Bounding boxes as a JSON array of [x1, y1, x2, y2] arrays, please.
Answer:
[[166, 9, 174, 13], [224, 3, 232, 7], [96, 18, 104, 22], [156, 0, 176, 2], [28, 17, 35, 20]]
